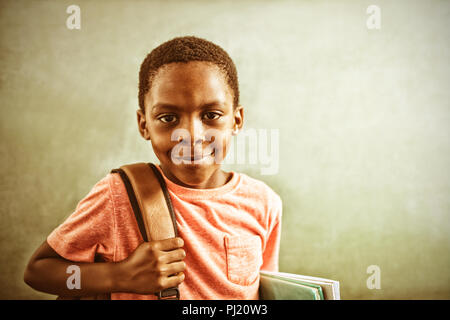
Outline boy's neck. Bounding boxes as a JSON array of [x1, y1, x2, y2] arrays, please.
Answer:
[[159, 165, 233, 189]]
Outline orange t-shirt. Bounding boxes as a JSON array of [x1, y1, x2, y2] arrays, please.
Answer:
[[47, 165, 282, 300]]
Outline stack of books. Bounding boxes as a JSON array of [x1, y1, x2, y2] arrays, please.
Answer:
[[259, 271, 340, 300]]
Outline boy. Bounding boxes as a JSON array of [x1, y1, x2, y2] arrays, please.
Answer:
[[24, 36, 282, 300]]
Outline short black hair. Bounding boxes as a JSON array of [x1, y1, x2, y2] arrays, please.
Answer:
[[138, 36, 239, 112]]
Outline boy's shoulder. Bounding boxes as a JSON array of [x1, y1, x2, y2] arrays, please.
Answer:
[[106, 168, 282, 211], [235, 171, 282, 209]]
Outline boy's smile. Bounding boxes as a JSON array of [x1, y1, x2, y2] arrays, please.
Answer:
[[137, 61, 243, 189]]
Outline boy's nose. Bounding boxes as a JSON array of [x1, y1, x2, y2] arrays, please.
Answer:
[[186, 119, 205, 147], [175, 119, 205, 147]]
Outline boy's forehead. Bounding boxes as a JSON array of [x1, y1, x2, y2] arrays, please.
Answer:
[[146, 61, 233, 113]]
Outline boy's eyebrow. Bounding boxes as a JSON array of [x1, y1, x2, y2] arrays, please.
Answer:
[[151, 101, 225, 113], [151, 103, 182, 112]]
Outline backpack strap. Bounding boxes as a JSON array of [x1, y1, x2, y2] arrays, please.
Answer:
[[110, 162, 179, 300]]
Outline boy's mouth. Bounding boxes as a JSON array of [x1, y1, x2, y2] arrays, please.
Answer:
[[171, 150, 215, 163]]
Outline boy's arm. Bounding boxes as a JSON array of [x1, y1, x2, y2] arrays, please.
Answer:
[[24, 240, 119, 297], [24, 239, 186, 297], [260, 219, 281, 272], [261, 195, 282, 272]]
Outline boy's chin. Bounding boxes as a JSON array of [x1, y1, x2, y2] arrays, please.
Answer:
[[162, 160, 220, 188]]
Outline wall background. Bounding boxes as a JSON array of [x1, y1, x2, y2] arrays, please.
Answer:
[[0, 0, 448, 299]]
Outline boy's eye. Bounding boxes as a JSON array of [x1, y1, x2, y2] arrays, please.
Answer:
[[203, 112, 221, 120], [159, 115, 177, 123]]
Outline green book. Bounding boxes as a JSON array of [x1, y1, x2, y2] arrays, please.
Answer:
[[259, 270, 340, 300]]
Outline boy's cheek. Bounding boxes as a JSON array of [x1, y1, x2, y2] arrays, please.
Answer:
[[149, 138, 174, 159], [208, 134, 232, 163]]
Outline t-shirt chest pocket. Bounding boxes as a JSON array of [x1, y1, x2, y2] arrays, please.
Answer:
[[224, 234, 263, 286]]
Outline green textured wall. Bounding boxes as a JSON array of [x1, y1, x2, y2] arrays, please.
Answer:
[[1, 0, 449, 299]]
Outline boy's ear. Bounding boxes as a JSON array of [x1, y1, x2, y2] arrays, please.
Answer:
[[136, 109, 151, 140], [232, 105, 244, 135]]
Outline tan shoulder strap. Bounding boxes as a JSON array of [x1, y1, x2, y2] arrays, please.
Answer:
[[118, 162, 177, 241], [110, 162, 179, 299]]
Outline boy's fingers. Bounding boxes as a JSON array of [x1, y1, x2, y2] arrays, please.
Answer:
[[161, 248, 186, 264], [162, 272, 185, 289], [152, 237, 184, 251], [162, 261, 186, 276]]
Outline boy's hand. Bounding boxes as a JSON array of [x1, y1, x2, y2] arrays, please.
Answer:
[[115, 237, 186, 295]]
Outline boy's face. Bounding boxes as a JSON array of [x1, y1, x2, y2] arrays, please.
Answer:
[[137, 61, 243, 188]]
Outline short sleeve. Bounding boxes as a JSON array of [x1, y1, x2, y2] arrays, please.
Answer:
[[261, 194, 282, 272], [47, 174, 116, 263]]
